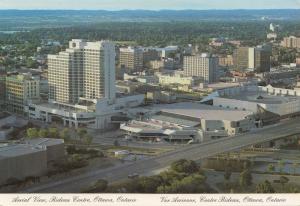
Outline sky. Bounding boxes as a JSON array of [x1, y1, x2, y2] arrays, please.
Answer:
[[0, 0, 299, 10]]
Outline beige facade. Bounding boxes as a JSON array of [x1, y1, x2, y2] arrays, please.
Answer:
[[156, 72, 203, 86], [218, 55, 234, 67], [183, 54, 218, 83], [119, 47, 143, 72], [0, 71, 6, 111], [5, 73, 40, 115], [48, 39, 116, 104], [281, 36, 300, 48]]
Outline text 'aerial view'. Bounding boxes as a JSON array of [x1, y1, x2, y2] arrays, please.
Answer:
[[0, 0, 300, 206]]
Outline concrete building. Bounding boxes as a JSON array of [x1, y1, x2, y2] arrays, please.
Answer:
[[28, 94, 144, 130], [5, 73, 40, 115], [233, 46, 270, 73], [296, 58, 300, 67], [121, 102, 254, 142], [267, 33, 277, 40], [48, 39, 116, 104], [24, 138, 65, 163], [204, 84, 300, 125], [0, 144, 47, 185], [218, 55, 234, 67], [156, 72, 203, 87], [0, 71, 6, 111], [183, 53, 219, 83], [123, 73, 158, 84], [119, 47, 143, 72], [142, 48, 160, 66], [281, 36, 300, 48]]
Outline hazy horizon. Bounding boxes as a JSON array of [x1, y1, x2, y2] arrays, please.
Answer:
[[0, 0, 299, 10]]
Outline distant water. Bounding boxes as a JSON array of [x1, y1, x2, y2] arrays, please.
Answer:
[[0, 31, 28, 34]]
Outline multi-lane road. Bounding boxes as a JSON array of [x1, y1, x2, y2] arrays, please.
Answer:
[[21, 118, 300, 193]]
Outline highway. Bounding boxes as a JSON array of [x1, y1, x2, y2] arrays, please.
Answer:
[[21, 118, 300, 193]]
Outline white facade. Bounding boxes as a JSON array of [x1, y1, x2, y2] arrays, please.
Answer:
[[28, 94, 144, 130], [183, 54, 218, 83], [212, 85, 300, 117], [48, 39, 116, 104]]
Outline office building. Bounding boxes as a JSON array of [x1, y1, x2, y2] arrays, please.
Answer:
[[183, 53, 218, 83], [48, 39, 116, 104], [0, 71, 6, 111], [218, 55, 234, 67], [5, 73, 40, 115], [233, 46, 270, 72], [119, 47, 143, 72], [143, 48, 160, 66], [281, 36, 300, 48]]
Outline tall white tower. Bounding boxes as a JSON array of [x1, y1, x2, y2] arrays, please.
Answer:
[[48, 39, 116, 104]]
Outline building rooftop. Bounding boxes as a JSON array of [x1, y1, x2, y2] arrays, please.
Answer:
[[151, 114, 200, 127], [24, 138, 64, 147], [224, 90, 300, 104], [0, 144, 45, 158], [153, 102, 253, 121]]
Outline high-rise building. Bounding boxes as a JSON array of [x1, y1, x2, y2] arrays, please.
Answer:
[[119, 47, 143, 72], [143, 48, 160, 66], [296, 58, 300, 67], [281, 36, 300, 48], [183, 53, 218, 83], [233, 47, 250, 71], [5, 73, 40, 114], [218, 55, 234, 67], [48, 39, 116, 104], [0, 70, 6, 111], [233, 46, 270, 73]]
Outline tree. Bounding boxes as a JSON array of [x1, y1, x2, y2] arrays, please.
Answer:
[[26, 128, 39, 139], [239, 169, 252, 188], [158, 170, 186, 186], [267, 164, 275, 173], [87, 179, 108, 192], [60, 128, 71, 141], [84, 135, 93, 145], [279, 176, 289, 188], [157, 174, 206, 193], [48, 128, 59, 138], [256, 180, 275, 193], [77, 128, 87, 140], [38, 129, 48, 138], [137, 176, 162, 193], [278, 160, 285, 173], [292, 162, 299, 175], [170, 159, 199, 174]]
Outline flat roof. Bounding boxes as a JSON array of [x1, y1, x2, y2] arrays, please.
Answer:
[[151, 114, 200, 127], [207, 82, 241, 90], [0, 144, 45, 158], [153, 102, 253, 121], [24, 138, 64, 147], [224, 90, 300, 104]]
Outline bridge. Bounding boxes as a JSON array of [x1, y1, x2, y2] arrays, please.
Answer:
[[22, 118, 300, 193]]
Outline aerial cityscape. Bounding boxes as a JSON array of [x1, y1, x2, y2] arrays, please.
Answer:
[[1, 0, 300, 197]]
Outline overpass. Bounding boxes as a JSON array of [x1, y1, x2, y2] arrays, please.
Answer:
[[21, 118, 300, 193]]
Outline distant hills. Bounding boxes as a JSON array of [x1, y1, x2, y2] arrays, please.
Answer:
[[0, 9, 299, 31]]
